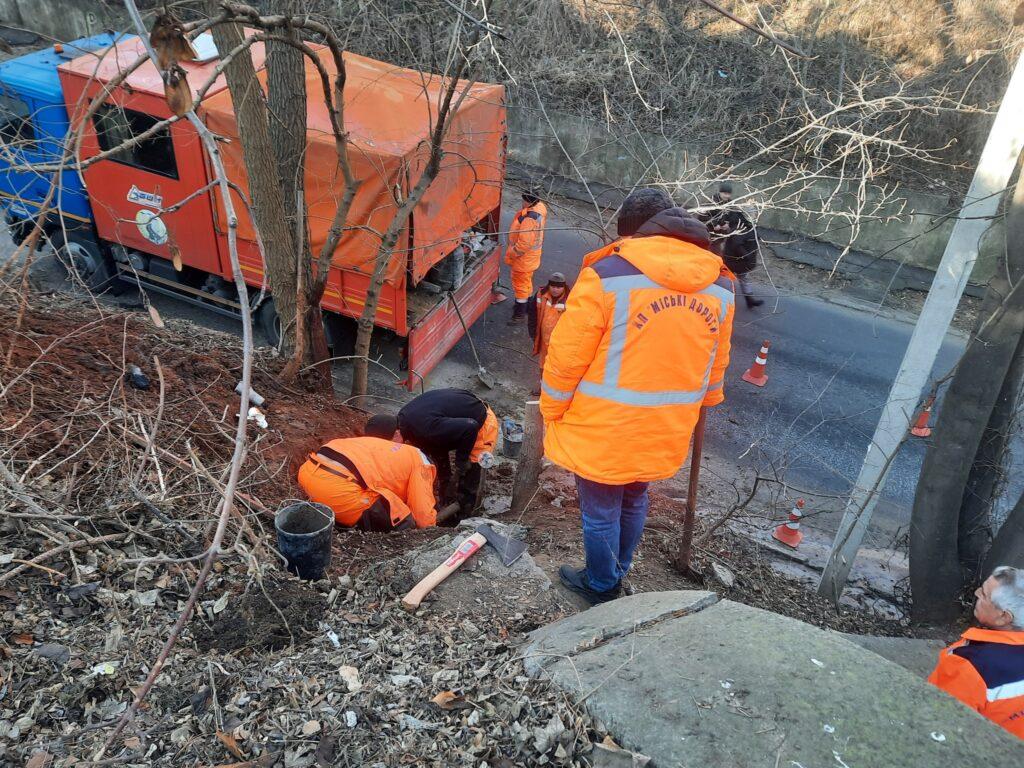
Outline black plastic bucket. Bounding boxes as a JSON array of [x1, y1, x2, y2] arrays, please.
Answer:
[[275, 502, 334, 580], [502, 418, 524, 459]]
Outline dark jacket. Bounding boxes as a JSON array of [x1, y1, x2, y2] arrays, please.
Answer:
[[697, 197, 758, 275], [397, 388, 488, 464]]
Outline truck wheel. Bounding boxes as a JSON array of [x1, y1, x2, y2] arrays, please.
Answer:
[[256, 298, 282, 348], [256, 300, 352, 355], [50, 230, 114, 292]]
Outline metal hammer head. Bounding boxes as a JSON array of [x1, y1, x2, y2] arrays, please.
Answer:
[[477, 523, 527, 567]]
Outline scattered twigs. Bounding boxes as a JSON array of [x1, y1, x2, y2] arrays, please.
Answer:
[[0, 533, 127, 585]]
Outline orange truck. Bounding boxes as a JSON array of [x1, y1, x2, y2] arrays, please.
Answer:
[[49, 33, 505, 386]]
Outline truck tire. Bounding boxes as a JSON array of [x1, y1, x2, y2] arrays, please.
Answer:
[[256, 299, 351, 355], [50, 230, 114, 292], [256, 298, 283, 348]]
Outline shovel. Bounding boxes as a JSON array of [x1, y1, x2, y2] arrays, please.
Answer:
[[448, 291, 496, 388]]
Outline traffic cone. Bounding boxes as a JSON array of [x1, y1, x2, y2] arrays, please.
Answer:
[[772, 499, 804, 549], [742, 340, 770, 387], [911, 396, 934, 438]]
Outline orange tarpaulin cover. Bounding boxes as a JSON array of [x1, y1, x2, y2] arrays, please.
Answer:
[[199, 49, 505, 285]]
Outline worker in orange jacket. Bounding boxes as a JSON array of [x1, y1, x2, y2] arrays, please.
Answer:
[[527, 271, 569, 394], [928, 565, 1024, 739], [540, 188, 734, 604], [506, 190, 548, 324], [297, 437, 437, 530]]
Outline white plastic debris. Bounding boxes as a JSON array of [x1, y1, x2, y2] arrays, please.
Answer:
[[930, 732, 947, 743], [344, 711, 357, 728], [719, 680, 733, 690], [811, 658, 825, 668], [247, 407, 268, 429], [91, 661, 119, 676], [823, 724, 835, 734]]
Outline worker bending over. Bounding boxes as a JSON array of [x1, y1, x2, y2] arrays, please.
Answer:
[[541, 188, 734, 605], [506, 190, 548, 324], [297, 437, 437, 531], [929, 565, 1024, 739], [528, 271, 570, 394], [366, 388, 497, 517]]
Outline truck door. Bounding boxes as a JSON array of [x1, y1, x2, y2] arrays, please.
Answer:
[[85, 103, 222, 275], [0, 88, 46, 222]]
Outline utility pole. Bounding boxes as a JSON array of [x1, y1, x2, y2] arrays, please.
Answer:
[[817, 51, 1024, 603]]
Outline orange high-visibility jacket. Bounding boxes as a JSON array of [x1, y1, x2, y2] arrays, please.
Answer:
[[929, 627, 1024, 739], [531, 286, 567, 356], [540, 208, 734, 484], [304, 437, 438, 528], [506, 201, 548, 273]]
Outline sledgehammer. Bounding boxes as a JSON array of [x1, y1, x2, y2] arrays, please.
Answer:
[[401, 524, 527, 611]]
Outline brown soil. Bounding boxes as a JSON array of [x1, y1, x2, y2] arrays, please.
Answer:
[[193, 580, 327, 653], [0, 297, 365, 513]]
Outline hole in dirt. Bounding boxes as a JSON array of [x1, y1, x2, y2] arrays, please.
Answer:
[[193, 581, 326, 653]]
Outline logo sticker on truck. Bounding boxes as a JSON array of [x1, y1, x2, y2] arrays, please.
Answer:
[[135, 210, 168, 245], [127, 185, 163, 209]]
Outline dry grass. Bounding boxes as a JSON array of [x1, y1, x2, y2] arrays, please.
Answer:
[[306, 0, 1021, 186]]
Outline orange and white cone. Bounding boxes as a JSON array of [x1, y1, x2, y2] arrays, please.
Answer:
[[911, 396, 934, 438], [772, 499, 804, 549], [742, 340, 770, 387]]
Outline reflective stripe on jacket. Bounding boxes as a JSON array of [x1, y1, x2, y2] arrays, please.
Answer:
[[300, 437, 437, 528], [506, 202, 547, 272], [929, 627, 1024, 739], [540, 207, 734, 484]]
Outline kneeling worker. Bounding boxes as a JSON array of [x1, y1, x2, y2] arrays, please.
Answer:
[[365, 388, 497, 516], [297, 437, 437, 530]]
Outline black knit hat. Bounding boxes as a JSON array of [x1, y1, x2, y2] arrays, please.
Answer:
[[365, 414, 398, 439], [719, 182, 733, 195], [617, 188, 674, 236]]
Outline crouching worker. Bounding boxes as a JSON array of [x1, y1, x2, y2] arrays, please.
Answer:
[[297, 437, 437, 531], [928, 565, 1024, 739], [365, 388, 497, 517]]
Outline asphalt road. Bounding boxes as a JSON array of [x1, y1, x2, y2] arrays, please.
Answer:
[[4, 205, 967, 539]]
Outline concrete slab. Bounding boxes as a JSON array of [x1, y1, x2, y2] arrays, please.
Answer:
[[525, 593, 1024, 766], [523, 590, 718, 676], [840, 633, 947, 679]]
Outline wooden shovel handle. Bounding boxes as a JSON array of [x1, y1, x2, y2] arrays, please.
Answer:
[[401, 532, 486, 611]]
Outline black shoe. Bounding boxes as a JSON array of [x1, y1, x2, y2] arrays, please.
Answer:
[[558, 565, 621, 606], [745, 295, 764, 309]]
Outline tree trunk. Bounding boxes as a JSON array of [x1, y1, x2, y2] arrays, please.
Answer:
[[208, 12, 298, 354], [957, 329, 1024, 578], [265, 13, 331, 388], [910, 158, 1024, 622]]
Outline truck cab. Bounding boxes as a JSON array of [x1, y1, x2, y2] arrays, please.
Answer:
[[0, 32, 121, 243]]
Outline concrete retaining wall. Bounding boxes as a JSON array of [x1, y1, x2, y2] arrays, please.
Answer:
[[0, 0, 125, 44], [507, 105, 1003, 283]]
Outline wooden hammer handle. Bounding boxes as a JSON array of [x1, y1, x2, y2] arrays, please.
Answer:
[[401, 532, 486, 611]]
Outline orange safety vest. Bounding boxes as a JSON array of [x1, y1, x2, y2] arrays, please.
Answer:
[[533, 287, 567, 356], [297, 437, 437, 528], [540, 210, 734, 485], [469, 407, 498, 463], [506, 201, 547, 273], [929, 627, 1024, 739]]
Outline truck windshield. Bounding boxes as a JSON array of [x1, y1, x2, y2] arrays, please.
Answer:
[[0, 89, 36, 149], [93, 104, 178, 179]]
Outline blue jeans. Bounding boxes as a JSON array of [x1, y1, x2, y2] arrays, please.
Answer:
[[576, 476, 650, 592]]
